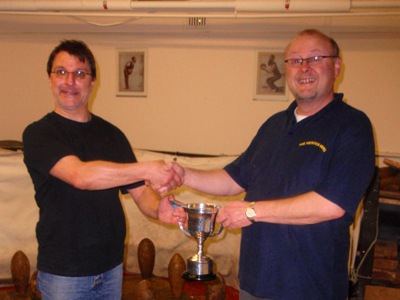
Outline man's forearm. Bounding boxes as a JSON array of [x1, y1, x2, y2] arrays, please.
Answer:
[[253, 192, 345, 225], [183, 168, 244, 196], [50, 155, 176, 191]]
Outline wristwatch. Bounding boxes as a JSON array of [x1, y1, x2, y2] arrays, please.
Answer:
[[245, 201, 256, 223]]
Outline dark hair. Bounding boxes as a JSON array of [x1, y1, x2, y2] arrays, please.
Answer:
[[46, 40, 96, 80]]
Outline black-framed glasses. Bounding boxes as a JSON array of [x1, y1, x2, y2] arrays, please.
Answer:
[[51, 69, 92, 80], [284, 56, 338, 67]]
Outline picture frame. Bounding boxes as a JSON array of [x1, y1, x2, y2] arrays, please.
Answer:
[[254, 51, 289, 101], [116, 49, 147, 97]]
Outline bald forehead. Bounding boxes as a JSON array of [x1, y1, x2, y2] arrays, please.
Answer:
[[285, 32, 334, 57]]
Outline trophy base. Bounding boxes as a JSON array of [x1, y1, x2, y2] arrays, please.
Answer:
[[182, 271, 217, 281], [183, 254, 216, 281]]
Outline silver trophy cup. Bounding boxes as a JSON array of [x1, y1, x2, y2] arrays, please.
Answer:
[[178, 202, 224, 281]]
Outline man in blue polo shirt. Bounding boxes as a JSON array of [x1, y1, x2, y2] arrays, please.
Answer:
[[172, 29, 375, 299]]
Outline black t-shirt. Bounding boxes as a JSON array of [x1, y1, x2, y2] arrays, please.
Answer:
[[23, 112, 143, 276]]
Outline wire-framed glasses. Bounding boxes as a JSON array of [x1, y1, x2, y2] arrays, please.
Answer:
[[284, 56, 338, 67], [51, 68, 92, 80]]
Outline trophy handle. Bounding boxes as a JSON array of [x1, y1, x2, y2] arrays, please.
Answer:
[[209, 223, 224, 237], [178, 221, 191, 236]]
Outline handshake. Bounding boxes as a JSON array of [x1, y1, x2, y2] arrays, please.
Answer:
[[144, 160, 184, 194]]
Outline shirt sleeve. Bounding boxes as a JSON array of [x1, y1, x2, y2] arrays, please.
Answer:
[[23, 121, 75, 180], [314, 113, 375, 217]]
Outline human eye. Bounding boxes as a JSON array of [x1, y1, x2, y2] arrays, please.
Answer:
[[75, 70, 86, 79], [285, 58, 302, 66], [292, 58, 303, 66], [55, 69, 67, 76], [307, 56, 322, 64], [314, 56, 324, 62]]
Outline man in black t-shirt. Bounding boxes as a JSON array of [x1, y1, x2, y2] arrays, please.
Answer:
[[23, 40, 183, 300]]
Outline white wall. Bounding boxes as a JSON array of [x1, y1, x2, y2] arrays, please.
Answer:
[[1, 16, 399, 159]]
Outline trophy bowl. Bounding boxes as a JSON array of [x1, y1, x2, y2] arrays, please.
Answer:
[[178, 202, 223, 281]]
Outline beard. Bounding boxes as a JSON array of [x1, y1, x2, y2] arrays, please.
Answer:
[[294, 89, 318, 102]]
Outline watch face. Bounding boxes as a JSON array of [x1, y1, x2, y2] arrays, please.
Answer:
[[246, 208, 256, 218]]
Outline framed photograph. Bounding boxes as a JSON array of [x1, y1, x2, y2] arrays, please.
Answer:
[[254, 51, 289, 101], [116, 49, 147, 97]]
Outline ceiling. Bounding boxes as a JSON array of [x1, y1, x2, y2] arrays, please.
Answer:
[[0, 0, 399, 35]]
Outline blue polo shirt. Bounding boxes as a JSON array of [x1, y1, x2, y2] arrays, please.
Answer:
[[224, 94, 375, 299]]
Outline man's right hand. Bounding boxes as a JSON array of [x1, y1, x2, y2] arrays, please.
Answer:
[[145, 160, 182, 194]]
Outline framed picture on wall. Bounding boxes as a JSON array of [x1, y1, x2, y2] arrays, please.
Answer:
[[116, 49, 147, 97], [254, 51, 289, 101]]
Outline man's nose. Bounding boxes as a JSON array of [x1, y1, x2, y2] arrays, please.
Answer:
[[65, 72, 77, 83]]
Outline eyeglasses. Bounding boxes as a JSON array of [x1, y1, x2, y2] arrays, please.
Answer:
[[51, 69, 92, 80], [284, 56, 338, 67]]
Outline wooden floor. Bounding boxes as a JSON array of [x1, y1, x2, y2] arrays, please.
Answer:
[[122, 273, 232, 299], [364, 285, 400, 300], [362, 202, 400, 300], [0, 273, 238, 300]]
